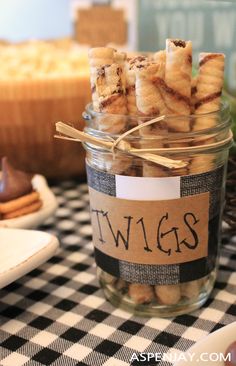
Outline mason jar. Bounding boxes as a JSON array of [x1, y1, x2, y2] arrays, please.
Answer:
[[83, 102, 232, 317]]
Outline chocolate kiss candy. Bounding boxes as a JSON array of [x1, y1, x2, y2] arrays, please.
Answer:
[[0, 157, 32, 202]]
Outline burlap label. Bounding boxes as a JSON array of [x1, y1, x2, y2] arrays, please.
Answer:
[[89, 187, 209, 266]]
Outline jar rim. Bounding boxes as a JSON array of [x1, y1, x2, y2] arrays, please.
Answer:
[[84, 100, 230, 120], [83, 100, 231, 144]]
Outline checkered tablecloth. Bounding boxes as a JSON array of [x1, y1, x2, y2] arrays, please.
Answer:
[[0, 180, 235, 366]]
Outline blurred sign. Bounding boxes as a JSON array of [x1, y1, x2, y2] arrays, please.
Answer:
[[74, 4, 127, 46], [138, 0, 236, 92], [71, 0, 137, 51]]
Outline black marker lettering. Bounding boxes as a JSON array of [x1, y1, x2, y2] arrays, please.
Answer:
[[137, 217, 152, 252], [178, 212, 199, 250], [103, 212, 133, 250], [91, 208, 105, 244]]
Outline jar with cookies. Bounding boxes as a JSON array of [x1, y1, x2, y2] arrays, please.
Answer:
[[58, 39, 233, 317]]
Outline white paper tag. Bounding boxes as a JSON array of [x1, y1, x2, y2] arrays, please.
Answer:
[[115, 175, 181, 200]]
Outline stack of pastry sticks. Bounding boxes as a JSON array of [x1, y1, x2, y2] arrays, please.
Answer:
[[88, 40, 225, 306], [88, 47, 134, 175]]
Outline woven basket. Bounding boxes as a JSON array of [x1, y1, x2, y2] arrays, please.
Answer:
[[0, 76, 91, 179]]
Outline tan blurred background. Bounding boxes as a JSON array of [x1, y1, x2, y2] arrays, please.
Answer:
[[0, 0, 235, 179]]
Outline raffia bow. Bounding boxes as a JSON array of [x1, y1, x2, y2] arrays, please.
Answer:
[[55, 115, 233, 170]]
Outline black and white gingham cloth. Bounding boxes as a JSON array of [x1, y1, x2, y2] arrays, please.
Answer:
[[0, 180, 235, 366]]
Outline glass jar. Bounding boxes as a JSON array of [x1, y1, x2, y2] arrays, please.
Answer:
[[83, 102, 232, 317]]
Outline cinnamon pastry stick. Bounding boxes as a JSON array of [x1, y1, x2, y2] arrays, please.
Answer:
[[125, 61, 169, 301], [88, 47, 115, 113], [193, 52, 224, 133], [96, 63, 127, 116], [161, 39, 192, 132], [88, 47, 131, 175], [136, 62, 168, 118], [128, 283, 155, 304], [194, 53, 225, 119], [125, 56, 148, 119], [88, 47, 127, 133], [135, 62, 169, 177], [114, 50, 127, 104], [152, 40, 193, 300], [155, 284, 181, 305], [114, 51, 127, 66], [186, 54, 225, 295], [190, 53, 225, 173], [165, 39, 192, 114], [153, 50, 166, 66], [191, 76, 198, 114], [181, 279, 201, 299]]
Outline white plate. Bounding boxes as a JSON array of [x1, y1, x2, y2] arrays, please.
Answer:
[[0, 175, 58, 229], [0, 228, 59, 289], [174, 322, 236, 366]]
